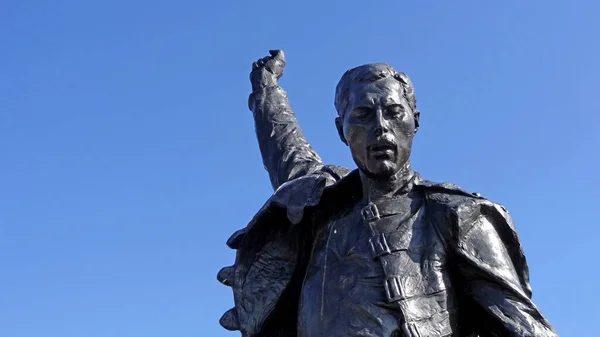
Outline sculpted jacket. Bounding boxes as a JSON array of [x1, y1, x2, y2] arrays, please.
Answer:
[[217, 85, 558, 337]]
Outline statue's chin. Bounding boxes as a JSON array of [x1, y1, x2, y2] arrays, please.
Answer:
[[361, 160, 399, 180]]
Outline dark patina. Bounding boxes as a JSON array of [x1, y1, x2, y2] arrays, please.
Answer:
[[217, 50, 558, 337]]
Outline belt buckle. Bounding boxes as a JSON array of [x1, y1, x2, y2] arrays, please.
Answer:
[[361, 203, 380, 223], [369, 233, 391, 258], [384, 275, 405, 303]]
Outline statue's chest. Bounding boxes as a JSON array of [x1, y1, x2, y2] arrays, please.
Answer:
[[314, 196, 448, 298], [299, 196, 452, 337]]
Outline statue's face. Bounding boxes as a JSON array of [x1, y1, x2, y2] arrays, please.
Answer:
[[336, 78, 418, 179]]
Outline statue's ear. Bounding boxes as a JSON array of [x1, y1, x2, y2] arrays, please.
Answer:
[[335, 117, 348, 145], [414, 110, 420, 133]]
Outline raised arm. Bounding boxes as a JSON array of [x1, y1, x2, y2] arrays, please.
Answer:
[[248, 50, 324, 190]]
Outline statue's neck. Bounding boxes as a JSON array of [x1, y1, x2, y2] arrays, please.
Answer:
[[360, 162, 415, 203]]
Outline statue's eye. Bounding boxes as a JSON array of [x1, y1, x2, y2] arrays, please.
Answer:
[[386, 105, 405, 117], [351, 108, 372, 120]]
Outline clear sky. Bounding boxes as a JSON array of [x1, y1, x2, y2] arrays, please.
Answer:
[[1, 1, 599, 336]]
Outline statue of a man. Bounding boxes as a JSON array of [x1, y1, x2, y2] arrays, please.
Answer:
[[217, 50, 558, 337]]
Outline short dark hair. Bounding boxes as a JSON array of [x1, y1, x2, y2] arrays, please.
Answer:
[[334, 63, 417, 117]]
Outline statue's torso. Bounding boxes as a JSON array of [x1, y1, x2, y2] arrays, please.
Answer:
[[298, 191, 460, 337]]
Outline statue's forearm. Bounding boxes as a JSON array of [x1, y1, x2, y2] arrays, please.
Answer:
[[468, 283, 558, 337], [249, 85, 323, 190]]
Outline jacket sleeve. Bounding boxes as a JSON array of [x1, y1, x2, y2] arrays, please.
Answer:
[[249, 85, 325, 190], [218, 166, 351, 337], [451, 199, 558, 337]]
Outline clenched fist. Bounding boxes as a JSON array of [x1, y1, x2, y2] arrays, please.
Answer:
[[250, 50, 286, 91]]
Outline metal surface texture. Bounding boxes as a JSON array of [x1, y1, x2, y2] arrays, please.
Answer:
[[217, 50, 558, 337]]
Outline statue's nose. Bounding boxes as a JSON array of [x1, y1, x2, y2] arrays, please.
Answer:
[[373, 109, 389, 136]]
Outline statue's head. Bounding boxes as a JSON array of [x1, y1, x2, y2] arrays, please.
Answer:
[[335, 64, 420, 180]]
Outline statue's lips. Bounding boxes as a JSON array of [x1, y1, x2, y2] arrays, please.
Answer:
[[368, 143, 396, 157]]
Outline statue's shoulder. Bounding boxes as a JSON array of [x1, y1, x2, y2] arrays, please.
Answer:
[[268, 164, 352, 224], [416, 178, 516, 243], [273, 164, 350, 197], [416, 178, 501, 214], [417, 178, 532, 300], [226, 164, 352, 250], [418, 179, 485, 201]]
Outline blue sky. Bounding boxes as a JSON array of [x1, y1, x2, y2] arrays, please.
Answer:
[[1, 1, 599, 336]]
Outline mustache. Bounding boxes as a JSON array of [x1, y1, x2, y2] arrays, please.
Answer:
[[368, 137, 397, 150]]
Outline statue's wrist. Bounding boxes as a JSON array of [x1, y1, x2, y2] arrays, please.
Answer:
[[251, 82, 278, 92]]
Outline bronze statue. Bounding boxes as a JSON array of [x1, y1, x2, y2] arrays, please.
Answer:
[[217, 50, 558, 337]]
